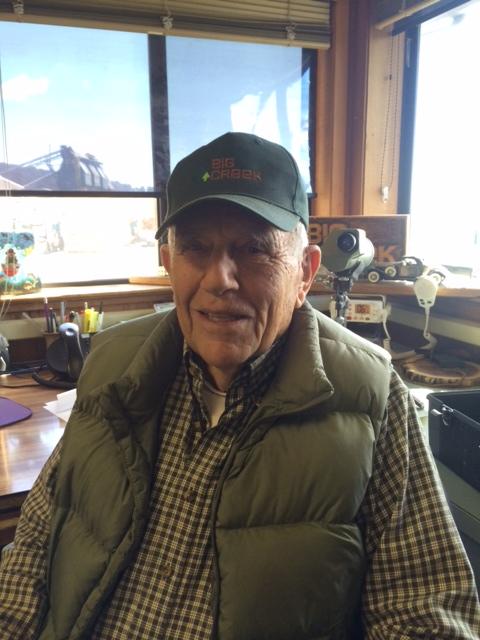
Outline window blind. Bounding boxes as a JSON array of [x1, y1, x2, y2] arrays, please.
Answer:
[[0, 0, 332, 48], [375, 0, 442, 28]]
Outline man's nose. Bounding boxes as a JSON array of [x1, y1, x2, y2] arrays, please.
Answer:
[[202, 250, 239, 295]]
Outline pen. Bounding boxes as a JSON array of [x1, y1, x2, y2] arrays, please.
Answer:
[[73, 311, 81, 332], [83, 302, 89, 334], [96, 301, 104, 332], [49, 308, 58, 333], [44, 297, 50, 332]]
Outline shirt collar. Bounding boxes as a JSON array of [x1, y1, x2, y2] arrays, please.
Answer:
[[183, 334, 287, 412]]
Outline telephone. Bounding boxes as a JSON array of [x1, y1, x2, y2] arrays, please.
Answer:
[[0, 334, 9, 372], [32, 322, 88, 389]]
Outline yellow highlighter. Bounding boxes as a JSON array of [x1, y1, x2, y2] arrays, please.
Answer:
[[83, 308, 90, 334], [89, 309, 99, 333]]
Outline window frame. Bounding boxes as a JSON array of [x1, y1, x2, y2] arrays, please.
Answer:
[[0, 29, 317, 286], [397, 0, 472, 213]]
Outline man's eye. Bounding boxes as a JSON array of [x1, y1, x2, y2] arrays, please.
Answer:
[[179, 241, 207, 253], [244, 243, 267, 256]]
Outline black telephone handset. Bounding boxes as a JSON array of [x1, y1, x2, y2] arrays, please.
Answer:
[[33, 322, 88, 390], [60, 322, 84, 382]]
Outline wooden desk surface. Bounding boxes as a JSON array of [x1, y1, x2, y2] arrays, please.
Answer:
[[0, 376, 64, 498]]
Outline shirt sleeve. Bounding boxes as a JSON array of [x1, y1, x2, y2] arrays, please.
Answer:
[[0, 438, 63, 639], [360, 369, 480, 639]]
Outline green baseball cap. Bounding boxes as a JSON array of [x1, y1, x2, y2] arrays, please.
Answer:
[[155, 132, 309, 240]]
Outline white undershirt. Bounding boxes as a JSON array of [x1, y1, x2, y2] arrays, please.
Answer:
[[202, 380, 227, 428]]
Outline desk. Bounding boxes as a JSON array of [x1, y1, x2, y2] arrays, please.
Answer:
[[0, 377, 64, 545]]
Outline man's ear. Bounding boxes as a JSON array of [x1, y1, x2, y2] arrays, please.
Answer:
[[160, 243, 171, 273], [295, 244, 322, 308]]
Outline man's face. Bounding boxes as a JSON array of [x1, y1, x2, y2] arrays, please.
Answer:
[[160, 203, 320, 390]]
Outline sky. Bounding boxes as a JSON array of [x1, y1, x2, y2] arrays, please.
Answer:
[[0, 20, 310, 192], [409, 0, 480, 269], [0, 21, 154, 188]]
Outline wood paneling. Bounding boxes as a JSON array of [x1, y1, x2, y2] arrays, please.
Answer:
[[312, 0, 379, 217], [363, 26, 405, 214], [313, 0, 351, 216]]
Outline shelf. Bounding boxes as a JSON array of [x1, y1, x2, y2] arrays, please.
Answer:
[[310, 280, 480, 299], [128, 276, 480, 300], [0, 283, 173, 319]]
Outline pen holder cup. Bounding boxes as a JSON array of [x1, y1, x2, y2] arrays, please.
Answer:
[[79, 333, 94, 357], [43, 332, 60, 350]]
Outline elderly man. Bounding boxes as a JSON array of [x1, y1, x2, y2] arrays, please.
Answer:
[[1, 133, 479, 639]]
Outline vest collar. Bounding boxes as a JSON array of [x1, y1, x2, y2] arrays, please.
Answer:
[[85, 302, 334, 423], [256, 301, 334, 417]]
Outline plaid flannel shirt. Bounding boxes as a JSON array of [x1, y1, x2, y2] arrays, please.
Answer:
[[1, 340, 479, 639]]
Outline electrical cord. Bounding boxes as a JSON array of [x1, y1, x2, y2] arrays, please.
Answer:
[[0, 362, 48, 387], [31, 370, 76, 390], [0, 362, 74, 389]]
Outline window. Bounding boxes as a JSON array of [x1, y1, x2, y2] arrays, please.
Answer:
[[0, 22, 154, 191], [0, 21, 158, 287], [165, 37, 313, 192], [400, 0, 480, 276], [0, 21, 315, 286], [1, 197, 158, 284]]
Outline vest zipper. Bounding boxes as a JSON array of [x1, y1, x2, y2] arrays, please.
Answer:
[[208, 379, 333, 636], [209, 406, 276, 639]]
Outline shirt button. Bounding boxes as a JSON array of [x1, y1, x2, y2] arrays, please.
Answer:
[[184, 489, 197, 503], [159, 563, 173, 578]]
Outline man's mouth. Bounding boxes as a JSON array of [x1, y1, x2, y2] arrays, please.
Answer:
[[198, 310, 248, 322]]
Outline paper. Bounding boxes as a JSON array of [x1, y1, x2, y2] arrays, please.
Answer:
[[44, 387, 77, 422]]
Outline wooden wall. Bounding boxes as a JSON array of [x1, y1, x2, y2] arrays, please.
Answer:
[[312, 0, 404, 218]]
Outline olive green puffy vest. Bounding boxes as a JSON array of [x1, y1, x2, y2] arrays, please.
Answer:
[[38, 303, 391, 640]]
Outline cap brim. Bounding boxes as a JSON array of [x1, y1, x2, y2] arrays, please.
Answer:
[[155, 194, 301, 240]]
